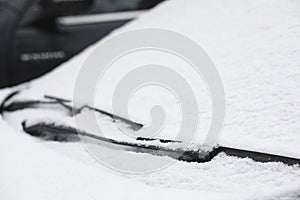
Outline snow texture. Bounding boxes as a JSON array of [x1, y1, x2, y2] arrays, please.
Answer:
[[1, 0, 300, 199]]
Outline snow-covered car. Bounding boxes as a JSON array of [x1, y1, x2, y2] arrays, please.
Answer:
[[1, 0, 300, 199]]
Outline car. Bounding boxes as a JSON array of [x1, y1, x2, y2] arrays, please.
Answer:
[[0, 0, 300, 199]]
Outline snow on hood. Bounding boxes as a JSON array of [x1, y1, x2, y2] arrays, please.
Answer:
[[1, 0, 300, 199], [6, 0, 300, 157], [1, 89, 233, 200]]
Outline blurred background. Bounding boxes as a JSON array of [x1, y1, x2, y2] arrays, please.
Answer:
[[0, 0, 164, 88]]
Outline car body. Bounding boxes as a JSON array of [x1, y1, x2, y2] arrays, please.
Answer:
[[0, 0, 163, 88], [0, 0, 300, 199]]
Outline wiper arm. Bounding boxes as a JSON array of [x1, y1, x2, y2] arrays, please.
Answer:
[[1, 91, 143, 130]]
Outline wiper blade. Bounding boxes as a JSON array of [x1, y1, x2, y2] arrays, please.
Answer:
[[22, 122, 212, 163], [3, 91, 300, 166], [22, 122, 300, 166]]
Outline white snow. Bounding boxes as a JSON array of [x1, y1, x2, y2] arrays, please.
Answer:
[[0, 91, 233, 200], [1, 0, 300, 199]]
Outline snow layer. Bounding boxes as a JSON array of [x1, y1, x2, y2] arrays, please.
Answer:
[[1, 91, 235, 200], [1, 0, 300, 199], [2, 103, 300, 199], [7, 0, 300, 157]]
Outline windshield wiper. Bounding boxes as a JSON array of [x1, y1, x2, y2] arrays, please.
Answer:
[[0, 91, 143, 130], [22, 121, 300, 165], [2, 91, 300, 166]]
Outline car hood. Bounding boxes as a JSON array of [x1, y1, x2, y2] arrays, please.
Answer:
[[1, 0, 300, 199]]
